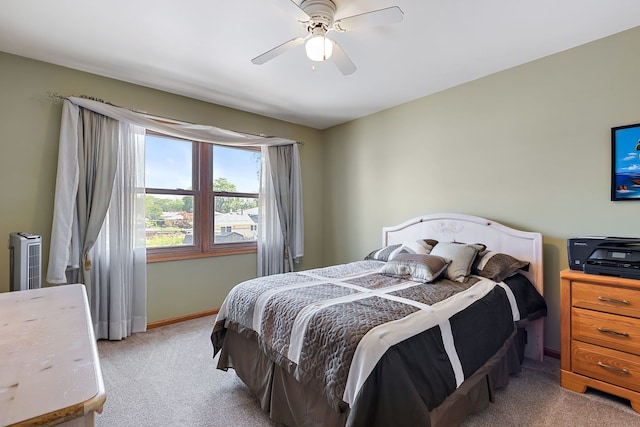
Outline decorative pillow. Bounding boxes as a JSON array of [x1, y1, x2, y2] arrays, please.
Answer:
[[472, 251, 530, 282], [398, 239, 434, 256], [381, 253, 450, 283], [365, 239, 435, 262], [365, 244, 403, 261], [429, 242, 482, 282], [423, 239, 439, 248]]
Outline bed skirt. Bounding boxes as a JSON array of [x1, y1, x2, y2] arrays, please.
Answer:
[[216, 326, 526, 427]]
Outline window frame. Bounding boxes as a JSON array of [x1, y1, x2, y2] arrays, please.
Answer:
[[146, 132, 260, 263]]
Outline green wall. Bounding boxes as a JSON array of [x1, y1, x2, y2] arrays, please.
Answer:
[[2, 25, 639, 352], [0, 52, 324, 321], [322, 26, 640, 352]]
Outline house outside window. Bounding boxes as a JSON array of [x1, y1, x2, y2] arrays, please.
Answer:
[[145, 132, 261, 262]]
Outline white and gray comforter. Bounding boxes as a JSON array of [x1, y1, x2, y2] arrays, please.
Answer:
[[211, 260, 546, 421]]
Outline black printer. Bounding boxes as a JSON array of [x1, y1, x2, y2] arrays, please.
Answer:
[[568, 237, 640, 279]]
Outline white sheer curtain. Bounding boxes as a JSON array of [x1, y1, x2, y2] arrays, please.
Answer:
[[258, 149, 285, 275], [48, 100, 147, 340], [90, 122, 147, 339]]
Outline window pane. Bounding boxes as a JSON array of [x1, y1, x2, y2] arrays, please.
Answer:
[[212, 146, 261, 193], [146, 194, 194, 248], [214, 197, 258, 243], [145, 135, 193, 190]]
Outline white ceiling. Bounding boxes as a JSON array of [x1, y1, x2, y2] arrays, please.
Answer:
[[1, 0, 640, 130]]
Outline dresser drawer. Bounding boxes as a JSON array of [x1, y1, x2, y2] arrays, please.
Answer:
[[572, 307, 640, 355], [572, 340, 640, 392], [572, 281, 640, 318]]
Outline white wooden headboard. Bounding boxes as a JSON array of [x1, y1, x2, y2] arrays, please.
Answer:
[[382, 213, 545, 361]]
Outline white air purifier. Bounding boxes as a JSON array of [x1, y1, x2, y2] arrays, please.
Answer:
[[8, 232, 42, 291]]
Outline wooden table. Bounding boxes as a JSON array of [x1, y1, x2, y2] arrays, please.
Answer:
[[0, 284, 106, 426]]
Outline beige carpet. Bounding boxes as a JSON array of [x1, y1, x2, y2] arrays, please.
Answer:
[[95, 316, 640, 427], [461, 356, 639, 427]]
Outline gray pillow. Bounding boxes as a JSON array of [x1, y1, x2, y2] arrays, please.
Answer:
[[381, 253, 450, 283], [365, 244, 402, 261], [430, 242, 481, 282]]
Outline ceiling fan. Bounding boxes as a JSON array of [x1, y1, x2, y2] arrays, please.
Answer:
[[251, 0, 404, 75]]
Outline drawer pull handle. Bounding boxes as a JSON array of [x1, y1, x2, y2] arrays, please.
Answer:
[[597, 327, 630, 337], [597, 297, 630, 305], [597, 361, 630, 375]]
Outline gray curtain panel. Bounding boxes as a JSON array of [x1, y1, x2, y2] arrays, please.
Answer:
[[76, 108, 119, 287], [267, 145, 295, 272]]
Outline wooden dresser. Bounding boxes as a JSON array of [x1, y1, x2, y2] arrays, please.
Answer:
[[0, 284, 106, 426], [560, 269, 640, 412]]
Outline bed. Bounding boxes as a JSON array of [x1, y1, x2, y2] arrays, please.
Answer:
[[211, 213, 546, 427]]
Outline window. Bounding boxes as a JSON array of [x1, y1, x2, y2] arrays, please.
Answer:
[[145, 132, 261, 261]]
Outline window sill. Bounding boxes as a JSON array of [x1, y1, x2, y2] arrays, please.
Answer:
[[146, 246, 257, 263]]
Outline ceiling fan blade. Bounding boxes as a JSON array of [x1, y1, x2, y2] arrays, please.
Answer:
[[274, 0, 311, 22], [330, 41, 356, 76], [333, 6, 404, 32], [251, 37, 306, 65]]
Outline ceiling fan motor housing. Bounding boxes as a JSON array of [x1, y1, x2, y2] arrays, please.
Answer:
[[300, 0, 336, 30]]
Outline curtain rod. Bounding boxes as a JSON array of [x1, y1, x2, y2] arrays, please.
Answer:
[[45, 91, 304, 146]]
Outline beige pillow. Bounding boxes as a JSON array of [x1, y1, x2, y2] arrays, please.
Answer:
[[430, 242, 481, 282]]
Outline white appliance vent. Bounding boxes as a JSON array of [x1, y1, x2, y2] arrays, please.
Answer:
[[8, 232, 42, 291]]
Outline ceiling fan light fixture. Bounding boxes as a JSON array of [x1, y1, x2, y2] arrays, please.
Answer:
[[305, 34, 333, 61]]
